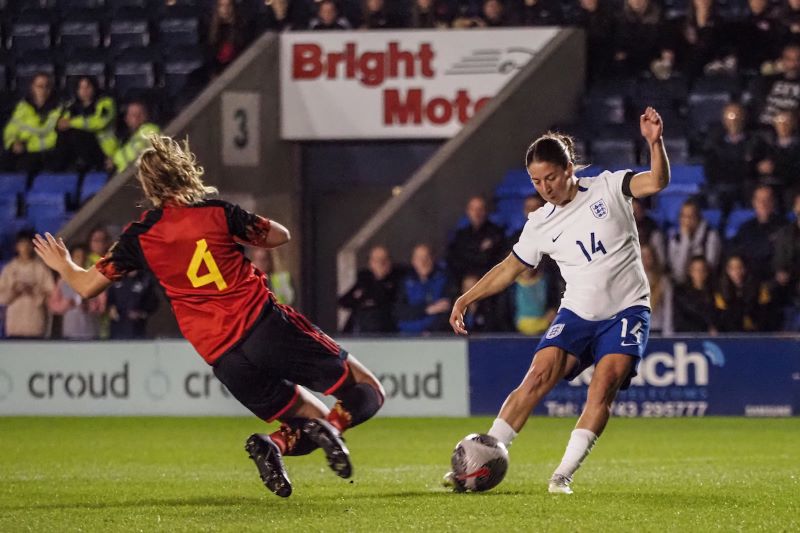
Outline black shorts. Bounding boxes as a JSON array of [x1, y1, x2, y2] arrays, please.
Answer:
[[212, 301, 350, 422]]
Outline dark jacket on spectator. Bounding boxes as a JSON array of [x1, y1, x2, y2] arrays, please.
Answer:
[[733, 9, 785, 72], [730, 214, 786, 281], [755, 73, 800, 126], [673, 282, 716, 332], [338, 268, 403, 333], [447, 220, 506, 281], [702, 129, 757, 206], [773, 220, 800, 303], [395, 267, 450, 333], [107, 271, 159, 339], [714, 277, 774, 332]]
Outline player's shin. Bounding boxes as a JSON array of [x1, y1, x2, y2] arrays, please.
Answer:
[[552, 428, 598, 480], [269, 418, 319, 456], [327, 382, 384, 432]]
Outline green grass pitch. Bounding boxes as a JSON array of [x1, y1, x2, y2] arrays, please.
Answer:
[[1, 417, 798, 532]]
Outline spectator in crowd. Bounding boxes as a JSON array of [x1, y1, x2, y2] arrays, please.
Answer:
[[755, 43, 800, 127], [58, 76, 118, 173], [111, 101, 160, 173], [633, 198, 666, 265], [735, 0, 785, 73], [773, 190, 800, 330], [512, 265, 558, 335], [452, 2, 486, 28], [730, 185, 785, 281], [753, 111, 800, 196], [361, 0, 401, 29], [1, 73, 67, 175], [513, 0, 562, 26], [310, 0, 352, 30], [673, 255, 717, 333], [612, 0, 665, 77], [714, 254, 775, 331], [0, 229, 55, 338], [48, 244, 106, 339], [674, 0, 733, 79], [447, 196, 506, 283], [409, 0, 451, 28], [479, 0, 509, 27], [86, 226, 111, 267], [258, 0, 311, 31], [249, 247, 295, 305], [395, 243, 451, 334], [107, 270, 160, 339], [702, 102, 757, 211], [641, 243, 674, 335], [775, 0, 800, 38], [339, 245, 402, 333], [208, 0, 256, 75], [667, 199, 722, 284], [573, 0, 616, 82], [461, 273, 511, 332]]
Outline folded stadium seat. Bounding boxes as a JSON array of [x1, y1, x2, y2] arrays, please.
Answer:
[[13, 49, 58, 95], [25, 191, 67, 234], [0, 173, 28, 197], [162, 45, 204, 98], [9, 10, 53, 55], [112, 47, 159, 100], [79, 171, 108, 203], [58, 0, 105, 14], [11, 0, 58, 14], [107, 10, 151, 52], [662, 136, 691, 165], [702, 208, 722, 230], [687, 91, 731, 136], [58, 12, 103, 51], [654, 190, 692, 229], [63, 47, 108, 89], [495, 169, 532, 199], [0, 195, 18, 221], [634, 75, 689, 113], [28, 212, 71, 234], [725, 208, 755, 240], [158, 6, 201, 47], [589, 137, 638, 167], [29, 172, 80, 207], [583, 87, 628, 128], [669, 164, 706, 187]]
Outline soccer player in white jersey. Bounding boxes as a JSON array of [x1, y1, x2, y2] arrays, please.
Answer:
[[446, 107, 670, 494]]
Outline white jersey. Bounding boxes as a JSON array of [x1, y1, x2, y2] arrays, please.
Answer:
[[512, 169, 650, 321]]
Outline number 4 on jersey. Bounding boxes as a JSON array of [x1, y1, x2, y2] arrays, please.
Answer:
[[576, 232, 607, 262], [187, 239, 228, 291]]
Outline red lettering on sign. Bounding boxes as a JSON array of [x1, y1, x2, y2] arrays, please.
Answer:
[[383, 89, 491, 126]]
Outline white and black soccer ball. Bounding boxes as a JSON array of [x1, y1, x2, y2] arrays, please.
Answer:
[[449, 433, 509, 492]]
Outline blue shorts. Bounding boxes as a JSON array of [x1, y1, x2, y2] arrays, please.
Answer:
[[536, 305, 651, 390]]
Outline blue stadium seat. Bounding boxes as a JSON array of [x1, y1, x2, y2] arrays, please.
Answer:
[[495, 169, 531, 199], [59, 14, 102, 50], [108, 14, 151, 51], [702, 208, 722, 230], [634, 76, 688, 111], [14, 50, 57, 94], [590, 138, 637, 167], [64, 48, 108, 89], [30, 173, 79, 204], [28, 213, 71, 234], [662, 136, 690, 165], [79, 171, 108, 203], [725, 208, 755, 240], [106, 0, 148, 12], [584, 93, 627, 127], [112, 48, 158, 98], [163, 46, 204, 97], [159, 7, 201, 46], [669, 165, 706, 187], [655, 191, 693, 228], [687, 91, 730, 133], [0, 173, 27, 196], [26, 192, 67, 234], [0, 196, 17, 221], [9, 11, 53, 54], [58, 0, 104, 14]]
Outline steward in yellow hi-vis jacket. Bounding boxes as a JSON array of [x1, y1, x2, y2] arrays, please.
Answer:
[[110, 101, 160, 173], [59, 76, 119, 171], [1, 73, 68, 173]]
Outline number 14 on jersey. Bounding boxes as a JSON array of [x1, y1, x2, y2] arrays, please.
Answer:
[[576, 232, 607, 262]]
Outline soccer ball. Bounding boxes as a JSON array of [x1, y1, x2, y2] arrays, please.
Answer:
[[448, 433, 509, 492]]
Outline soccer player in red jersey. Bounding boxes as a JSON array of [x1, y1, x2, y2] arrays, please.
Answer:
[[33, 135, 385, 498]]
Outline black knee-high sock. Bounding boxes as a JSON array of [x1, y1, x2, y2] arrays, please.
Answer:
[[269, 418, 319, 456], [327, 383, 384, 432]]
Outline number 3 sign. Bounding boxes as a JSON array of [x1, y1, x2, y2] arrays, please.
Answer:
[[222, 91, 260, 166]]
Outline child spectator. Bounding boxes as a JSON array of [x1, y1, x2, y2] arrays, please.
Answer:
[[673, 255, 717, 333], [310, 0, 352, 30]]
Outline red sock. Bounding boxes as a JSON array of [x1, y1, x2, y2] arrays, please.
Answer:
[[268, 425, 290, 454], [326, 401, 353, 433]]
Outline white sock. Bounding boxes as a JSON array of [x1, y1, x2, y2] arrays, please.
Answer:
[[553, 429, 598, 480], [488, 418, 518, 447]]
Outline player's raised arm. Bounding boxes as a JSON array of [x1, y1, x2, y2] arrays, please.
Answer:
[[33, 233, 111, 299], [450, 253, 528, 335], [628, 107, 671, 198]]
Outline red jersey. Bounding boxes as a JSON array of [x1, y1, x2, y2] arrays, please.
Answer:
[[96, 200, 274, 364]]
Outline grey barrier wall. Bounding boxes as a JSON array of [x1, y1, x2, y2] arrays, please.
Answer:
[[58, 33, 298, 336], [336, 28, 586, 321]]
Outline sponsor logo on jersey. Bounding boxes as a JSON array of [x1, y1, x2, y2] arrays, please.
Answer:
[[545, 323, 564, 339], [590, 199, 608, 219]]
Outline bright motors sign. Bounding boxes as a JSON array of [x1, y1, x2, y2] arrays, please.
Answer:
[[280, 28, 559, 139]]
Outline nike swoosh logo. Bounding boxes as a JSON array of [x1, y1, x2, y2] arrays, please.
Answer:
[[620, 341, 641, 346], [552, 232, 563, 242]]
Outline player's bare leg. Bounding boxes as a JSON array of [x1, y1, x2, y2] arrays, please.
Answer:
[[549, 353, 635, 494]]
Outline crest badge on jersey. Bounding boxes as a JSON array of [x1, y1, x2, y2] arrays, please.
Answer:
[[590, 199, 609, 219], [545, 323, 564, 339]]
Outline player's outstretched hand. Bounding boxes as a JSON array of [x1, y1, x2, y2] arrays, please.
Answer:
[[640, 106, 663, 145], [449, 298, 469, 336], [33, 232, 70, 272]]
